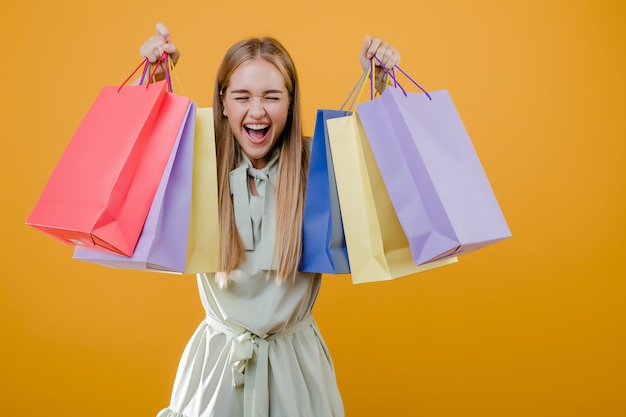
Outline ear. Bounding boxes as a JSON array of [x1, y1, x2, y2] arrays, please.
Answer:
[[220, 91, 228, 117]]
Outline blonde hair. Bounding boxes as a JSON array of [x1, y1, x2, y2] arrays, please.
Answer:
[[212, 37, 309, 286]]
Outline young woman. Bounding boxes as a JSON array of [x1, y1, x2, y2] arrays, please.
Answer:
[[140, 23, 400, 417]]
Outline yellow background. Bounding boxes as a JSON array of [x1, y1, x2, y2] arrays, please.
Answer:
[[1, 0, 624, 415]]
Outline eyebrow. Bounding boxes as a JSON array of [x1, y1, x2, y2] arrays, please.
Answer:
[[229, 89, 285, 94]]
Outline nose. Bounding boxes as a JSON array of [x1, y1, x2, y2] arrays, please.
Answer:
[[248, 97, 266, 118]]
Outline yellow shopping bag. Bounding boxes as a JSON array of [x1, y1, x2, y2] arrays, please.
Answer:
[[185, 107, 219, 273], [326, 113, 457, 284]]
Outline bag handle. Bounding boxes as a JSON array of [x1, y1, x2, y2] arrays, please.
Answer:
[[341, 53, 432, 111], [340, 68, 370, 112], [148, 53, 185, 95], [369, 58, 406, 99], [118, 58, 149, 92], [144, 52, 174, 91], [117, 51, 174, 93], [167, 53, 186, 95], [370, 56, 432, 101]]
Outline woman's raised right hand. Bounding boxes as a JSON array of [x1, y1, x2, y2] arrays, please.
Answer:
[[139, 22, 180, 79]]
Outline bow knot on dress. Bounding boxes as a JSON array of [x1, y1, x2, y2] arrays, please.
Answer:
[[229, 152, 279, 271]]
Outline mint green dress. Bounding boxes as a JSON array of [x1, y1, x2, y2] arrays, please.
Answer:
[[157, 152, 344, 417]]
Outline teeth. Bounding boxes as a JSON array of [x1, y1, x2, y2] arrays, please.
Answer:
[[245, 124, 269, 130]]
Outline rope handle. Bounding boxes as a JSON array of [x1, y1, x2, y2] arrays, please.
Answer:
[[117, 51, 177, 93], [117, 58, 150, 92], [370, 56, 432, 101], [341, 57, 431, 111], [340, 68, 370, 112]]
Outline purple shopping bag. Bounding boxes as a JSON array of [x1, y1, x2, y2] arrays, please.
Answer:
[[73, 102, 196, 272], [356, 78, 511, 265]]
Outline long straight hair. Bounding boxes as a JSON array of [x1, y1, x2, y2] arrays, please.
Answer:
[[212, 37, 309, 286]]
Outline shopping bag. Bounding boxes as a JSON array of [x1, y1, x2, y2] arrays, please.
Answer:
[[326, 113, 457, 284], [184, 107, 219, 273], [300, 109, 350, 274], [356, 65, 511, 265], [26, 80, 173, 256], [27, 55, 190, 256], [73, 102, 197, 272]]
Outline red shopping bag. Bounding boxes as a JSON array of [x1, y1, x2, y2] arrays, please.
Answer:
[[73, 103, 197, 272], [74, 106, 222, 274], [27, 57, 191, 256]]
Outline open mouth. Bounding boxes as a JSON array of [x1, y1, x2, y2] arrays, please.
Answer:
[[245, 124, 270, 144]]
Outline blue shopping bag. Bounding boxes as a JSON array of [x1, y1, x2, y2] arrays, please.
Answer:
[[300, 109, 351, 274]]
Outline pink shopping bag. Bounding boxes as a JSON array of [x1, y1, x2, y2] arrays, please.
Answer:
[[27, 56, 190, 256], [73, 103, 196, 272]]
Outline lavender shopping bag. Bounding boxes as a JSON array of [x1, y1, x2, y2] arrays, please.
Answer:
[[73, 102, 196, 272], [356, 70, 511, 265]]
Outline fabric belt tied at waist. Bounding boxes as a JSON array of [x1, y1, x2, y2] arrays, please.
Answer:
[[205, 315, 315, 417]]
